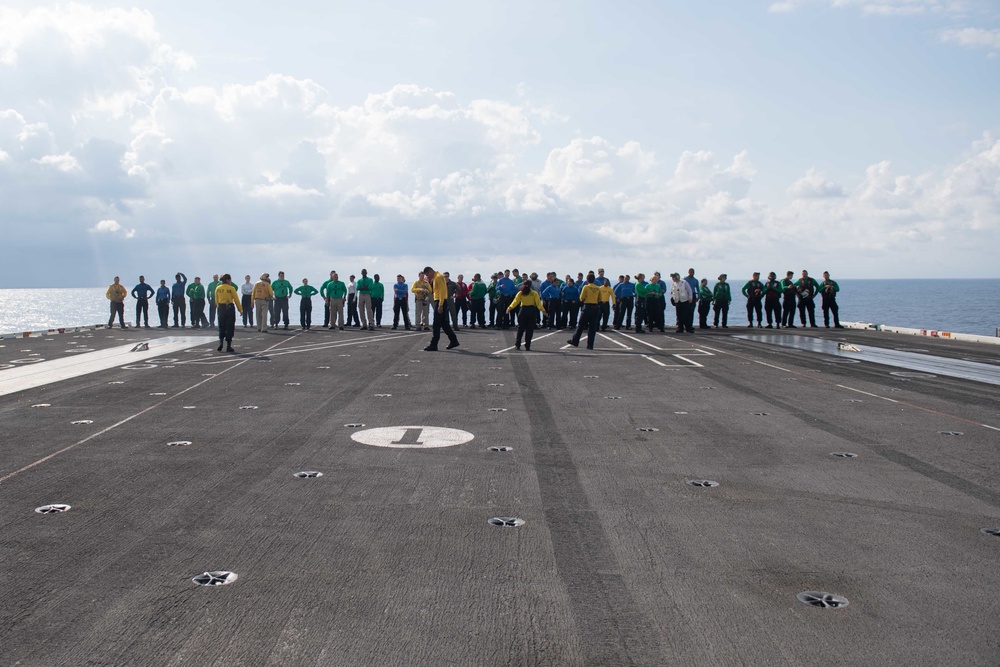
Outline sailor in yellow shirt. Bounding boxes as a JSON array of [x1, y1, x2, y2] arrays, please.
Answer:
[[252, 274, 274, 333], [422, 265, 460, 351], [567, 273, 602, 349], [213, 273, 243, 352], [106, 276, 128, 329], [507, 282, 546, 351], [597, 279, 616, 331], [411, 274, 432, 331]]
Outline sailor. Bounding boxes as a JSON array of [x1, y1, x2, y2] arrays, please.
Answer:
[[131, 276, 154, 328], [423, 265, 460, 352], [294, 278, 318, 330], [764, 272, 783, 329], [697, 278, 713, 329], [411, 272, 432, 331], [270, 271, 294, 330], [326, 271, 347, 330], [455, 274, 470, 327], [106, 276, 127, 329], [597, 277, 616, 331], [356, 269, 374, 330], [171, 272, 187, 327], [712, 274, 731, 328], [240, 275, 254, 328], [541, 275, 563, 329], [821, 271, 843, 328], [214, 273, 242, 353], [487, 274, 499, 328], [347, 275, 360, 327], [561, 278, 580, 330], [567, 272, 601, 349], [443, 272, 460, 330], [684, 269, 700, 331], [186, 276, 208, 329], [320, 271, 336, 327], [670, 272, 694, 334], [495, 270, 517, 329], [613, 275, 635, 330], [469, 274, 488, 329], [646, 274, 665, 333], [633, 273, 648, 333], [796, 270, 821, 327], [371, 274, 385, 328], [742, 272, 764, 328], [508, 280, 546, 351], [252, 273, 274, 333], [391, 274, 412, 330], [206, 274, 221, 327], [780, 271, 798, 328], [155, 280, 171, 328]]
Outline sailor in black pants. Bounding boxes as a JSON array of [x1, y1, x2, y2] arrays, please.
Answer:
[[763, 272, 783, 329], [567, 274, 601, 350], [780, 271, 797, 328]]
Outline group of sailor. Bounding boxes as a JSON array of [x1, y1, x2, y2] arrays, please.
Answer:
[[105, 267, 843, 352]]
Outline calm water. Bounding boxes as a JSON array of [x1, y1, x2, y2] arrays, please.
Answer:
[[1, 280, 998, 337]]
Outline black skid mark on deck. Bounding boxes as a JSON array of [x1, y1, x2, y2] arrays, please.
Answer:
[[509, 355, 670, 666]]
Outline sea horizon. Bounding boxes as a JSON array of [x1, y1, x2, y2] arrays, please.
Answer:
[[2, 279, 999, 338]]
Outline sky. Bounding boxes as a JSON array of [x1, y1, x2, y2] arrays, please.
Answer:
[[0, 0, 998, 287]]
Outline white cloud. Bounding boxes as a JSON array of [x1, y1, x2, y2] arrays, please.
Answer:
[[0, 3, 997, 283], [769, 0, 972, 15], [90, 219, 136, 238], [33, 153, 81, 172], [941, 27, 1000, 51], [788, 168, 846, 198]]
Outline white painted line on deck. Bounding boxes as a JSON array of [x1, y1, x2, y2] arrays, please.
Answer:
[[642, 355, 669, 367], [597, 333, 632, 349], [615, 331, 663, 350], [0, 335, 294, 486], [835, 384, 900, 404], [0, 336, 215, 398], [674, 355, 705, 368], [493, 330, 560, 355]]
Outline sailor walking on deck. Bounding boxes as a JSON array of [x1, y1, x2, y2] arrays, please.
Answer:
[[567, 272, 601, 349], [214, 274, 242, 353], [508, 281, 545, 351], [423, 265, 460, 352]]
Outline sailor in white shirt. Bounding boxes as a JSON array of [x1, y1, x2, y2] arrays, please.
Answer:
[[670, 272, 694, 333], [240, 275, 255, 327], [347, 276, 360, 327]]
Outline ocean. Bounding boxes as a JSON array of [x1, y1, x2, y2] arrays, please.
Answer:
[[1, 279, 998, 338]]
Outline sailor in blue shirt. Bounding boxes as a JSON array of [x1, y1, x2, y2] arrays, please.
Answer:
[[155, 280, 171, 328], [613, 275, 635, 330], [131, 276, 154, 328], [540, 276, 563, 329], [170, 272, 187, 327], [559, 279, 580, 329], [495, 271, 517, 329], [392, 274, 412, 330]]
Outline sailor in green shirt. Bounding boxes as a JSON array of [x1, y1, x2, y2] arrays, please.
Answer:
[[186, 277, 209, 329], [644, 278, 664, 332], [356, 269, 375, 330], [795, 270, 821, 327], [325, 272, 347, 330], [712, 274, 731, 328], [270, 271, 294, 330], [820, 271, 843, 328], [206, 274, 221, 327], [294, 278, 319, 330], [370, 274, 385, 328], [764, 272, 783, 329], [469, 274, 488, 328], [634, 274, 648, 333], [320, 271, 336, 327], [697, 278, 714, 329], [780, 271, 798, 328]]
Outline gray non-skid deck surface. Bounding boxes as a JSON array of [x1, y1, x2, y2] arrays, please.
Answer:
[[1, 325, 998, 666]]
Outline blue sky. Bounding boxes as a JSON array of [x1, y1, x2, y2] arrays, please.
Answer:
[[1, 0, 998, 286]]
